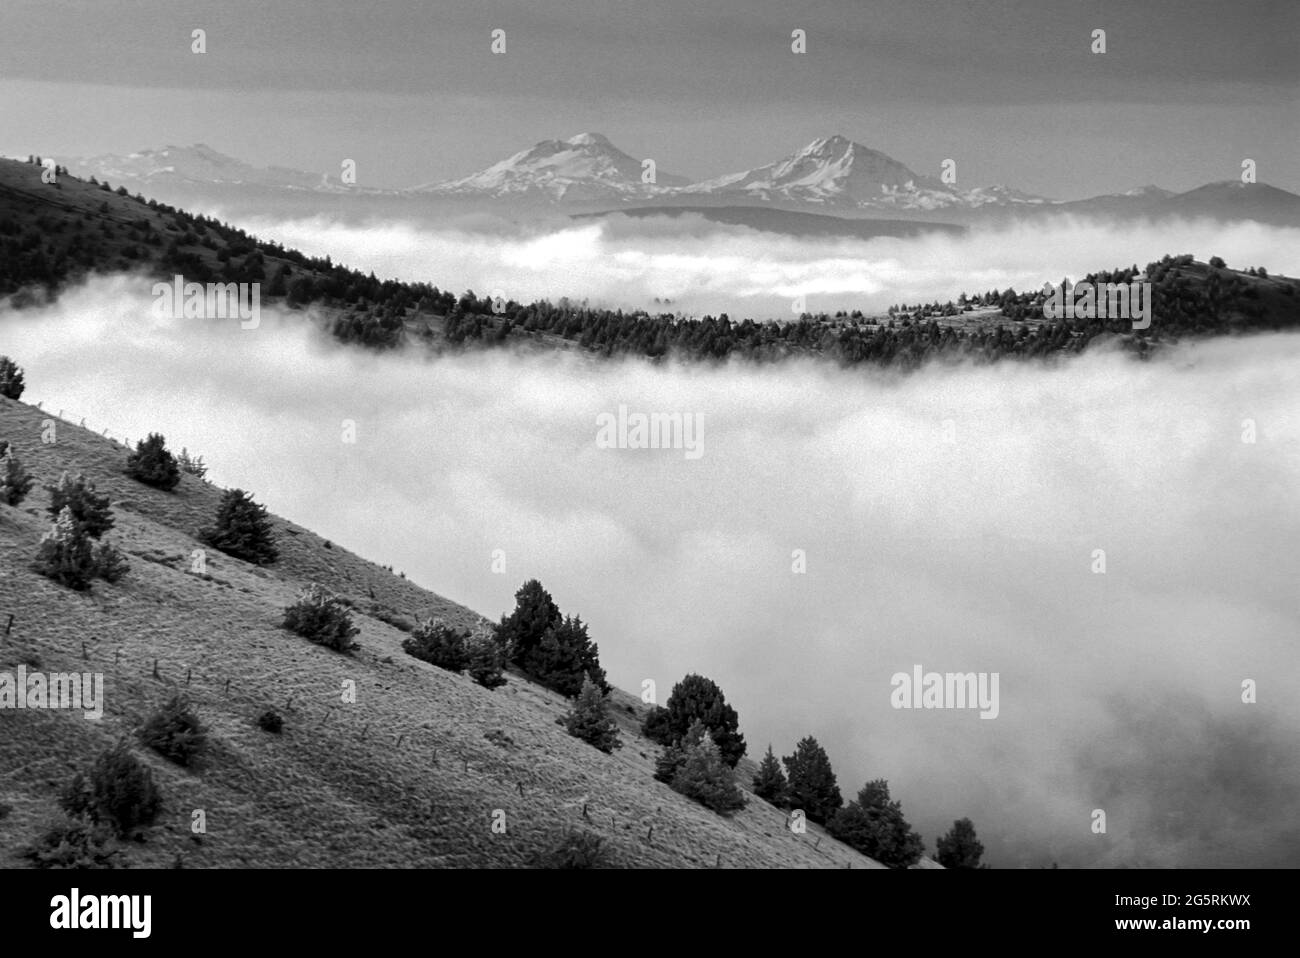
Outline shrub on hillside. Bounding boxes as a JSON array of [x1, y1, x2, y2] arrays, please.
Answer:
[[564, 673, 622, 754], [176, 447, 208, 479], [45, 472, 114, 538], [32, 508, 129, 589], [23, 816, 117, 869], [92, 539, 130, 583], [60, 741, 162, 835], [783, 736, 842, 826], [138, 694, 207, 767], [752, 744, 790, 806], [641, 673, 746, 768], [31, 507, 98, 590], [202, 488, 278, 564], [256, 709, 284, 734], [126, 432, 181, 490], [466, 631, 508, 689], [402, 620, 470, 672], [661, 722, 746, 815], [653, 718, 703, 783], [532, 829, 609, 869], [283, 583, 359, 653], [936, 817, 985, 869], [0, 448, 35, 505], [0, 356, 25, 400], [828, 779, 925, 869]]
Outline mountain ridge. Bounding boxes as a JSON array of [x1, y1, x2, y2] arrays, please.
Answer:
[[60, 135, 1300, 226]]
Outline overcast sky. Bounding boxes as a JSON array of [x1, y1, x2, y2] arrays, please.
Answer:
[[1, 0, 1297, 197]]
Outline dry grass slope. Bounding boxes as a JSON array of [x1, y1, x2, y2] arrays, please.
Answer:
[[0, 395, 895, 868]]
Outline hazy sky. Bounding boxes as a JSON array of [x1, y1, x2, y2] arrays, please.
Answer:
[[1, 0, 1297, 197]]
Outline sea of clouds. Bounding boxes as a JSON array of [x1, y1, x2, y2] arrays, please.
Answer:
[[3, 215, 1299, 866], [228, 210, 1300, 319]]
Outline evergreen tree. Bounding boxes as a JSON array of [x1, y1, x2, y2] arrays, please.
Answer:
[[60, 742, 161, 836], [466, 631, 508, 689], [564, 673, 622, 753], [126, 433, 181, 490], [520, 614, 608, 697], [282, 584, 359, 653], [752, 744, 789, 805], [495, 579, 561, 666], [0, 449, 35, 505], [402, 620, 471, 672], [0, 356, 24, 400], [654, 719, 704, 784], [936, 817, 985, 869], [828, 779, 925, 869], [642, 673, 746, 768], [640, 704, 673, 745], [46, 472, 114, 538], [669, 727, 746, 814], [92, 539, 129, 583], [203, 488, 277, 564], [138, 695, 207, 767], [176, 447, 207, 479], [782, 736, 842, 825], [31, 507, 97, 590]]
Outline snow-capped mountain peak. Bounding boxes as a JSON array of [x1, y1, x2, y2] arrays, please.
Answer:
[[415, 132, 689, 200], [67, 143, 342, 191], [683, 134, 1053, 211]]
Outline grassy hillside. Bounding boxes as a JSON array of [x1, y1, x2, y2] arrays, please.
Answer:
[[0, 395, 903, 868]]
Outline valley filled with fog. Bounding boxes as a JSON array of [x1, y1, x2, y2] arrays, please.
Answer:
[[221, 210, 1300, 319], [7, 269, 1299, 867]]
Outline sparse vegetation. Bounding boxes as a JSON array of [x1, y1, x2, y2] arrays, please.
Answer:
[[138, 694, 208, 767], [126, 432, 181, 490], [23, 816, 118, 869], [532, 829, 609, 869], [203, 488, 278, 564], [59, 741, 162, 835], [402, 620, 471, 672], [564, 673, 622, 753], [283, 583, 360, 653]]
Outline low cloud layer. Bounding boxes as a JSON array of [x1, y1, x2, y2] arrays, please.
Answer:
[[234, 211, 1300, 319], [5, 274, 1299, 867]]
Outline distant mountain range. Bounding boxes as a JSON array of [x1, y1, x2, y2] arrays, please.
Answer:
[[61, 134, 1300, 229]]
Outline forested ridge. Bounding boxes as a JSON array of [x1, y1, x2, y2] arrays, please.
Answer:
[[3, 157, 1297, 369]]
